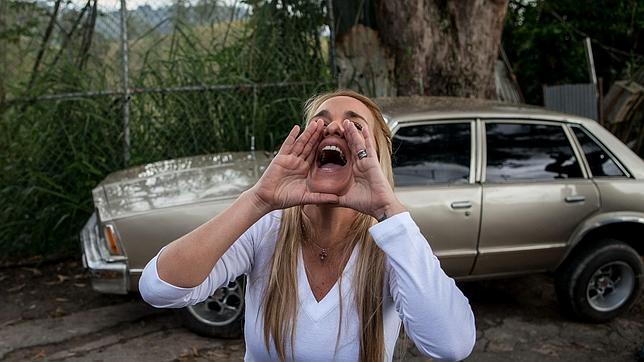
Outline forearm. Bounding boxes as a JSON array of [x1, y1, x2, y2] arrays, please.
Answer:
[[370, 213, 476, 361], [156, 189, 269, 288]]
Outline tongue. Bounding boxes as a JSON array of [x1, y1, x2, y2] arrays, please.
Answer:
[[319, 162, 344, 170], [319, 150, 346, 167]]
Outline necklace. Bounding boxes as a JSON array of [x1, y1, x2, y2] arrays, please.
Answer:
[[309, 239, 330, 262]]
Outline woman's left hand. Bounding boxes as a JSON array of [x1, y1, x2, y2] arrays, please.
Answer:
[[338, 120, 407, 220]]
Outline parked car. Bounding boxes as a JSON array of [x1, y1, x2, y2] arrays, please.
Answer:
[[80, 96, 644, 338]]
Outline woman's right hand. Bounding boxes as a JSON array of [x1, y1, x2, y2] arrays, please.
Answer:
[[248, 119, 338, 212]]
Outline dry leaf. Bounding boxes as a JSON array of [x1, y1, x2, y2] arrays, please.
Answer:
[[33, 349, 46, 359], [73, 283, 86, 288], [192, 346, 200, 356], [55, 298, 68, 302], [56, 274, 70, 283], [7, 283, 25, 292]]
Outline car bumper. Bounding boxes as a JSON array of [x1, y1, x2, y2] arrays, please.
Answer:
[[80, 213, 129, 294]]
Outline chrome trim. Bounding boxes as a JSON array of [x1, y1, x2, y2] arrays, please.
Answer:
[[479, 242, 568, 254], [80, 213, 129, 294], [569, 125, 632, 178], [97, 222, 127, 262], [572, 215, 644, 246], [565, 124, 591, 179], [456, 269, 549, 281], [434, 250, 478, 259], [562, 124, 589, 179], [450, 201, 473, 209], [390, 119, 476, 185], [565, 195, 586, 203], [480, 120, 487, 183], [558, 214, 644, 267], [469, 121, 476, 184], [475, 118, 483, 183]]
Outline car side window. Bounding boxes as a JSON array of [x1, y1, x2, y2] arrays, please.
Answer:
[[392, 122, 471, 186], [486, 122, 583, 182], [571, 126, 626, 177]]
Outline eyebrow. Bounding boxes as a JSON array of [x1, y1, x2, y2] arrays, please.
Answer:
[[312, 109, 367, 123]]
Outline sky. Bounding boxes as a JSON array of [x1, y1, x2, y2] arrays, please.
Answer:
[[65, 0, 246, 12]]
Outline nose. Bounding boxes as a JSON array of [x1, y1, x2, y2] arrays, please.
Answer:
[[323, 119, 346, 137]]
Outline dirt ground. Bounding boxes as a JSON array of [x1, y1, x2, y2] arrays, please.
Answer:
[[1, 258, 642, 361]]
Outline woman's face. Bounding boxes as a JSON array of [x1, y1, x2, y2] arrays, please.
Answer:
[[306, 96, 377, 195]]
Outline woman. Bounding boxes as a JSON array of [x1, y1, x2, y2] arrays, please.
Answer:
[[139, 90, 476, 361]]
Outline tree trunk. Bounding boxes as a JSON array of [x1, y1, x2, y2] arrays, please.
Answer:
[[375, 0, 508, 98]]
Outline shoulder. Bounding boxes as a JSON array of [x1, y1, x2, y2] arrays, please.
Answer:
[[255, 209, 283, 236], [247, 209, 283, 256]]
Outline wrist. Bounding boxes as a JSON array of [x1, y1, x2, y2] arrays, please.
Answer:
[[242, 188, 273, 216], [372, 198, 406, 222]]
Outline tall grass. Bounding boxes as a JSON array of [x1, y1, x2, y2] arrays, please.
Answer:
[[0, 0, 331, 259]]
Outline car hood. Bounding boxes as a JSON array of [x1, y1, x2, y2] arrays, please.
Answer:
[[94, 151, 272, 220]]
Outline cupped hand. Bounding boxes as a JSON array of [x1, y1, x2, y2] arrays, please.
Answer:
[[338, 120, 405, 220], [248, 119, 339, 212]]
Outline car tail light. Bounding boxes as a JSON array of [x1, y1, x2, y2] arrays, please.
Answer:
[[103, 224, 124, 256]]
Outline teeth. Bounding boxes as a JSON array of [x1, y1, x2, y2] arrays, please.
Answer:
[[319, 144, 347, 166], [322, 145, 343, 156]]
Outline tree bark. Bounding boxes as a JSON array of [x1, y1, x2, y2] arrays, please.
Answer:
[[375, 0, 508, 98]]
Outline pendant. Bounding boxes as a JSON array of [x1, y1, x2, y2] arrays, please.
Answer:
[[319, 248, 328, 261]]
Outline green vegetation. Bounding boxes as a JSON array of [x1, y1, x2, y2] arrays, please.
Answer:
[[503, 0, 642, 105], [0, 0, 332, 259]]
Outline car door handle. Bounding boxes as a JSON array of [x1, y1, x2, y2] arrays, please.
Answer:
[[565, 195, 586, 203], [450, 201, 472, 209]]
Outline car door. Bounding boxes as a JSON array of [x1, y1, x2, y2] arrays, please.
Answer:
[[391, 120, 480, 277], [472, 120, 600, 275]]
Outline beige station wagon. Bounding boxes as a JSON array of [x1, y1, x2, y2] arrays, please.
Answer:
[[80, 96, 644, 338]]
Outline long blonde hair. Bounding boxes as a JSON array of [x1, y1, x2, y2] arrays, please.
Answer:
[[261, 90, 394, 361]]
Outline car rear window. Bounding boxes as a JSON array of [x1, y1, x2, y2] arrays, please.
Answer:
[[486, 123, 583, 182], [392, 122, 471, 186], [571, 126, 626, 177]]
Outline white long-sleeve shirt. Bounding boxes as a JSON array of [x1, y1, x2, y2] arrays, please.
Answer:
[[139, 211, 476, 361]]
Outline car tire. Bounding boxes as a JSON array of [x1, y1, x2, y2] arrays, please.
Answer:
[[176, 276, 245, 338], [555, 239, 642, 322]]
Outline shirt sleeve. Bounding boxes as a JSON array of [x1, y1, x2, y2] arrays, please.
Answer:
[[138, 211, 278, 309], [369, 212, 476, 362]]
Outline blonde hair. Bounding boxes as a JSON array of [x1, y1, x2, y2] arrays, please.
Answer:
[[261, 90, 394, 361]]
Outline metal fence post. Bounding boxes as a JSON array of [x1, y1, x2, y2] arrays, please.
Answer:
[[119, 0, 131, 165], [326, 0, 337, 85]]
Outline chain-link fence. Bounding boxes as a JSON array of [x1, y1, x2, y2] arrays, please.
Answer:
[[0, 0, 334, 257]]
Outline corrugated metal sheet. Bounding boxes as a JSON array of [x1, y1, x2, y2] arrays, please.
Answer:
[[495, 60, 523, 103], [543, 83, 598, 120]]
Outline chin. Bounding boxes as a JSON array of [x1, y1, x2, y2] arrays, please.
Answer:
[[307, 170, 352, 196]]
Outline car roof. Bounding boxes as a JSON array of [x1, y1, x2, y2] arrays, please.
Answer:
[[375, 96, 595, 126]]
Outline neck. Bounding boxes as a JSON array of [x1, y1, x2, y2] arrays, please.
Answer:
[[302, 204, 358, 248]]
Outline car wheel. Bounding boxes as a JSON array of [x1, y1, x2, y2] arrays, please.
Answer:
[[555, 239, 642, 322], [177, 276, 245, 338]]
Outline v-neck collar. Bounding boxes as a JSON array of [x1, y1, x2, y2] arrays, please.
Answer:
[[297, 244, 358, 322]]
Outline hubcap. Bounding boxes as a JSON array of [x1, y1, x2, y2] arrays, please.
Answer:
[[586, 261, 635, 312], [187, 279, 244, 326]]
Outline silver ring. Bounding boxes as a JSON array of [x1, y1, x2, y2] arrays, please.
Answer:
[[357, 149, 368, 160]]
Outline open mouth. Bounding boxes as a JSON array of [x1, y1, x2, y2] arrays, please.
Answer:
[[318, 145, 347, 167]]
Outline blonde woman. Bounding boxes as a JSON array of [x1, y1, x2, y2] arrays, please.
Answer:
[[139, 90, 476, 361]]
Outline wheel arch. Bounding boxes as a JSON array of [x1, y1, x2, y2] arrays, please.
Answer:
[[557, 212, 644, 270]]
